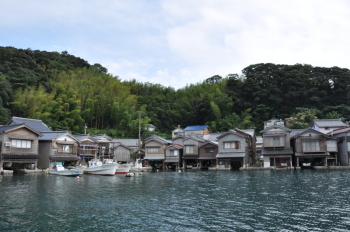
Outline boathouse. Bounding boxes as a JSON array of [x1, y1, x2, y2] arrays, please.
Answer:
[[0, 124, 42, 170]]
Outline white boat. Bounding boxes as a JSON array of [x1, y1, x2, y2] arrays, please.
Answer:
[[48, 164, 82, 177], [83, 158, 117, 176], [115, 163, 132, 174]]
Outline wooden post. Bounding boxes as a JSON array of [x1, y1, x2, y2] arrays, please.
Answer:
[[0, 155, 3, 171]]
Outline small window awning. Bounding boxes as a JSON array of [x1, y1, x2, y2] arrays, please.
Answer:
[[1, 154, 40, 159], [49, 155, 80, 161], [295, 152, 329, 157], [198, 157, 216, 160], [216, 153, 245, 158], [182, 155, 198, 159], [143, 157, 164, 160], [262, 147, 293, 155]]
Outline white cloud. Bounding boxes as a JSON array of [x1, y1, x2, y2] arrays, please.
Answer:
[[1, 0, 350, 89]]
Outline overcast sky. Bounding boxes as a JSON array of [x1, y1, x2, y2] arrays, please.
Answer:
[[1, 0, 349, 89]]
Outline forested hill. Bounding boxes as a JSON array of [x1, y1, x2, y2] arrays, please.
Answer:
[[1, 46, 350, 138]]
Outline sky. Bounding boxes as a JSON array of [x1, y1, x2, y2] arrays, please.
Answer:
[[1, 0, 350, 89]]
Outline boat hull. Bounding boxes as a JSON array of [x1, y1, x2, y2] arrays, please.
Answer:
[[48, 170, 81, 177], [83, 163, 117, 176], [115, 163, 132, 174]]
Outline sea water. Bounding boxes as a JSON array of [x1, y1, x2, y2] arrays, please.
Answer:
[[1, 170, 350, 231]]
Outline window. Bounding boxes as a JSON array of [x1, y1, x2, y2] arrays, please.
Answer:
[[11, 139, 31, 148], [303, 141, 320, 151], [185, 145, 194, 153], [205, 147, 215, 153], [327, 140, 337, 151], [62, 145, 72, 153], [224, 142, 240, 149], [264, 136, 284, 147], [147, 147, 160, 153], [348, 142, 350, 152], [170, 150, 179, 156]]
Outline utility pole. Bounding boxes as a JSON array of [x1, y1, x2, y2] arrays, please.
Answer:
[[138, 111, 141, 158], [84, 124, 87, 134]]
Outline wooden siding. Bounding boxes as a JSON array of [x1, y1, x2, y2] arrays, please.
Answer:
[[198, 144, 217, 159], [218, 134, 246, 153], [114, 146, 131, 162], [1, 128, 39, 155], [294, 137, 327, 153], [145, 141, 166, 159], [263, 130, 291, 147]]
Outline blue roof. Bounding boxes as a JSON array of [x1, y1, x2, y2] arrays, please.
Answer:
[[184, 125, 209, 131], [8, 117, 52, 132]]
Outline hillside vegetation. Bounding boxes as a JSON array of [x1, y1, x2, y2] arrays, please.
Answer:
[[1, 46, 350, 137]]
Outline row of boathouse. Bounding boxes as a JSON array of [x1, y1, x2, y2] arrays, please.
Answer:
[[1, 117, 350, 173]]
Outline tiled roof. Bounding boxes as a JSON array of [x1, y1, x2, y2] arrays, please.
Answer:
[[0, 124, 24, 133], [113, 142, 132, 150], [313, 119, 347, 128], [290, 129, 307, 138], [112, 139, 139, 146], [199, 141, 218, 148], [217, 129, 249, 139], [183, 135, 206, 142], [237, 129, 255, 137], [290, 128, 331, 139], [184, 125, 209, 131], [74, 134, 98, 143], [92, 134, 113, 141], [260, 125, 292, 133], [0, 124, 42, 136], [8, 117, 51, 132], [202, 133, 224, 141], [144, 134, 169, 144], [328, 127, 350, 135], [165, 144, 183, 150], [39, 131, 80, 141]]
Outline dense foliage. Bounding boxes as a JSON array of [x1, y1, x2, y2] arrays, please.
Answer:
[[1, 46, 350, 138]]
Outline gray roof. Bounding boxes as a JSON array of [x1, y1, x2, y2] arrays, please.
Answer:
[[0, 123, 42, 136], [202, 133, 224, 141], [39, 131, 79, 141], [260, 124, 292, 133], [183, 135, 206, 142], [92, 134, 113, 142], [199, 141, 218, 148], [290, 128, 331, 139], [113, 142, 132, 150], [313, 119, 347, 128], [112, 139, 140, 147], [217, 129, 249, 139], [144, 134, 169, 144], [237, 128, 255, 137], [290, 129, 307, 138], [74, 134, 98, 143], [7, 117, 51, 132]]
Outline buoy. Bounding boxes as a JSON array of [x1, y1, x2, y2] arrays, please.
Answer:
[[178, 170, 182, 173], [75, 176, 80, 180], [126, 173, 134, 177]]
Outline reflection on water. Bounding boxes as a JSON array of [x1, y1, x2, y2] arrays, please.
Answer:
[[1, 170, 350, 231]]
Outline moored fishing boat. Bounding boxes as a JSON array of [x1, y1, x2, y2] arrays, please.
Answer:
[[48, 164, 82, 177], [115, 163, 132, 174], [83, 158, 117, 176]]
